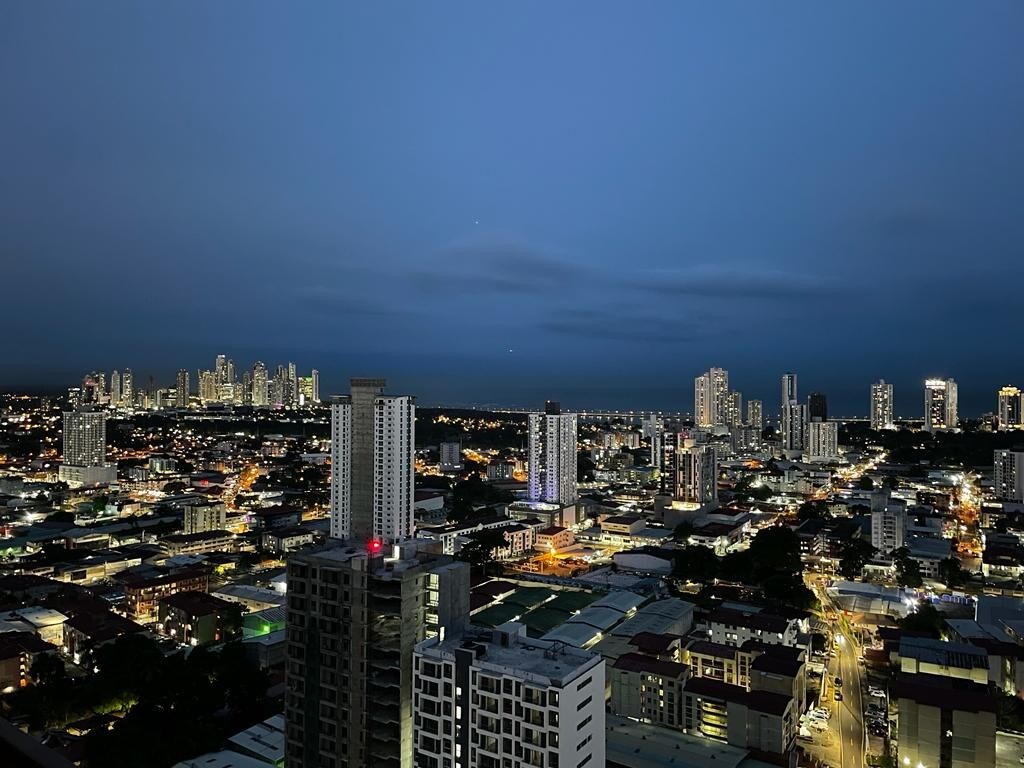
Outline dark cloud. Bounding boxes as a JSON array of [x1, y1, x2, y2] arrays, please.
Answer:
[[540, 309, 704, 344], [416, 238, 590, 293], [626, 265, 840, 300]]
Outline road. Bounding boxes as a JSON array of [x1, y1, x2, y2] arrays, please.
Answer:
[[833, 630, 865, 768]]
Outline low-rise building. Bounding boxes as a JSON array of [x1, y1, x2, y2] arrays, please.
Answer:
[[534, 525, 575, 553], [414, 622, 605, 768], [161, 530, 235, 556], [158, 591, 239, 646], [122, 568, 210, 619]]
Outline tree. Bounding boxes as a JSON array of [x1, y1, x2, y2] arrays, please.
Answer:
[[882, 476, 899, 490], [456, 528, 508, 566], [839, 538, 877, 580], [30, 653, 67, 687], [937, 557, 968, 588], [671, 546, 718, 584], [577, 453, 596, 482], [796, 500, 829, 522], [672, 521, 695, 542], [893, 548, 923, 589], [898, 602, 944, 638], [857, 476, 875, 491]]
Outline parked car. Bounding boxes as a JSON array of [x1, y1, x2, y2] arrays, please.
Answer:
[[835, 691, 844, 701], [835, 676, 843, 687]]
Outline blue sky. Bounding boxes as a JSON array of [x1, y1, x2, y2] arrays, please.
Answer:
[[2, 2, 1022, 415]]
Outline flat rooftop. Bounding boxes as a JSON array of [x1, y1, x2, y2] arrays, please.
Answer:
[[606, 714, 777, 768]]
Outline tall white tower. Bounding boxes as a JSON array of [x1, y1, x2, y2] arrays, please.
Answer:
[[694, 368, 729, 427], [330, 379, 415, 543], [527, 401, 578, 506], [870, 380, 895, 431]]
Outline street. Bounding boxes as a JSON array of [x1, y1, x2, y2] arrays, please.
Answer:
[[833, 630, 865, 768]]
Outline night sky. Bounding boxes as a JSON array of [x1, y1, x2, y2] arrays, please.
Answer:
[[2, 2, 1022, 415]]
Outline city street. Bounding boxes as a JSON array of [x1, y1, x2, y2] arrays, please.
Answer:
[[833, 631, 866, 768]]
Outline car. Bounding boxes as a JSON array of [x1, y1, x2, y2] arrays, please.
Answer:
[[834, 676, 843, 687], [869, 690, 886, 699], [835, 691, 843, 701]]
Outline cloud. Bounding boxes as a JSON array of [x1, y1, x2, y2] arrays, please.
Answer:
[[416, 237, 591, 294], [626, 264, 839, 300], [540, 308, 704, 344]]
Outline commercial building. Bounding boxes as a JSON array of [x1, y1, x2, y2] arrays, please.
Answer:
[[284, 543, 470, 768], [59, 409, 116, 487], [330, 378, 416, 543], [924, 377, 958, 431], [413, 622, 605, 768], [870, 379, 895, 430], [527, 401, 578, 507]]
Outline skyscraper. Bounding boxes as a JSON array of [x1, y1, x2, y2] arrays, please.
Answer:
[[59, 409, 116, 487], [310, 368, 320, 403], [694, 367, 729, 427], [251, 361, 269, 406], [330, 378, 415, 543], [726, 390, 743, 428], [199, 370, 217, 404], [997, 386, 1022, 430], [994, 450, 1024, 501], [660, 433, 717, 504], [808, 392, 828, 422], [285, 545, 470, 768], [527, 401, 578, 506], [121, 369, 134, 409], [747, 399, 763, 430], [110, 370, 121, 408], [175, 369, 189, 408], [780, 373, 806, 451], [870, 380, 895, 431], [923, 378, 958, 431], [780, 372, 798, 444]]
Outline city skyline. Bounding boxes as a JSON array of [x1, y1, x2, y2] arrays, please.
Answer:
[[3, 4, 1023, 412]]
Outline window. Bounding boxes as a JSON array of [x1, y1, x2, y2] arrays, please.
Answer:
[[576, 715, 591, 731], [576, 676, 592, 691], [576, 695, 592, 711]]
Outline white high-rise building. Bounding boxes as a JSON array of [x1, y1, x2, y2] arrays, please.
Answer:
[[783, 401, 808, 451], [59, 410, 116, 487], [643, 414, 663, 466], [997, 386, 1022, 430], [870, 380, 895, 431], [330, 378, 415, 543], [871, 505, 906, 553], [924, 378, 958, 431], [413, 622, 605, 768], [994, 450, 1024, 502], [747, 399, 763, 430], [807, 421, 839, 461], [527, 401, 578, 506], [694, 367, 730, 428]]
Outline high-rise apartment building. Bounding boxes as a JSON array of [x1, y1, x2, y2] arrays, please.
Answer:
[[694, 368, 729, 428], [330, 379, 415, 543], [747, 399, 763, 431], [199, 370, 217, 404], [726, 390, 743, 428], [175, 369, 189, 408], [994, 450, 1024, 502], [661, 434, 717, 504], [439, 440, 462, 472], [643, 414, 663, 466], [871, 505, 906, 553], [527, 401, 578, 507], [924, 378, 958, 431], [59, 409, 116, 487], [807, 392, 828, 422], [870, 380, 895, 431], [783, 402, 808, 451], [807, 421, 838, 461], [997, 386, 1022, 430], [413, 622, 606, 768], [285, 544, 470, 768]]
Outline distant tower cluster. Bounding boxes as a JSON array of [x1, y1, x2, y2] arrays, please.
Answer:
[[329, 378, 415, 543], [923, 378, 958, 431]]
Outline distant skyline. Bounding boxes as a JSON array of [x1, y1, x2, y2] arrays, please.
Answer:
[[2, 3, 1022, 416]]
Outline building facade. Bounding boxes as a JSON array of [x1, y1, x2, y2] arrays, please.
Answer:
[[330, 379, 416, 543], [527, 401, 578, 507], [924, 378, 958, 431], [870, 379, 894, 430]]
